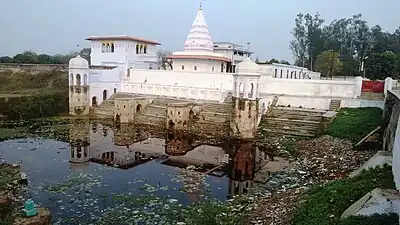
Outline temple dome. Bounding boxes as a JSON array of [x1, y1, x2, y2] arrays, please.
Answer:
[[69, 55, 89, 69], [236, 58, 260, 74], [183, 6, 213, 53]]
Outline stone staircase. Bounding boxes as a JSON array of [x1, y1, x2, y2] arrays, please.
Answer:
[[92, 93, 135, 119], [263, 106, 326, 137], [329, 99, 341, 111]]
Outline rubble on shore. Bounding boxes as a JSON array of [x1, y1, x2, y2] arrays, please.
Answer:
[[250, 135, 377, 224]]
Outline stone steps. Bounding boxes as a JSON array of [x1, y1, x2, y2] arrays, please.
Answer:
[[265, 118, 320, 132], [202, 103, 231, 114], [329, 100, 341, 111], [263, 106, 325, 137], [144, 105, 167, 117], [260, 128, 315, 137], [135, 114, 165, 126]]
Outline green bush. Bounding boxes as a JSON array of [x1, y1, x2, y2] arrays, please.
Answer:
[[0, 93, 68, 120], [292, 166, 395, 225], [327, 107, 382, 142]]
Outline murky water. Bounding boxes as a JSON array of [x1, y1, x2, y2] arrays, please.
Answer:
[[0, 122, 265, 223]]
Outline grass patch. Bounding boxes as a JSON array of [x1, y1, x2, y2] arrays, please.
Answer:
[[0, 71, 67, 95], [292, 165, 395, 225], [327, 107, 382, 143]]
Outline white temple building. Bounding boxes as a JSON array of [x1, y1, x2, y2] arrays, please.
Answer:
[[69, 3, 380, 114]]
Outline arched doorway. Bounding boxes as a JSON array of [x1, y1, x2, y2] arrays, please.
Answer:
[[76, 74, 81, 86], [103, 90, 108, 100], [114, 88, 117, 93], [136, 104, 142, 114], [168, 120, 175, 130], [92, 96, 98, 107], [115, 114, 121, 124]]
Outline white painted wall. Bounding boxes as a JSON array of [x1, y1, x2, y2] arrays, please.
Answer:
[[120, 82, 226, 102], [171, 58, 227, 73], [90, 40, 158, 69], [258, 63, 321, 79], [126, 69, 234, 90], [259, 95, 383, 111], [262, 78, 360, 98], [89, 68, 123, 105]]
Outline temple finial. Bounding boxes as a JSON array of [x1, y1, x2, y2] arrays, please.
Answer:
[[199, 0, 202, 10]]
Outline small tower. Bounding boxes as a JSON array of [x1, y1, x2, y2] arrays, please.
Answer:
[[230, 58, 261, 139], [69, 55, 90, 115]]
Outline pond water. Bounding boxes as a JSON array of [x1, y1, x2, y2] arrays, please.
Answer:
[[0, 122, 265, 224]]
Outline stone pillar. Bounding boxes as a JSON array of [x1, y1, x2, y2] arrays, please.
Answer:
[[385, 77, 394, 97], [354, 76, 363, 98]]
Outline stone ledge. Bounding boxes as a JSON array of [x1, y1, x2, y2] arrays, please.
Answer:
[[341, 188, 400, 219]]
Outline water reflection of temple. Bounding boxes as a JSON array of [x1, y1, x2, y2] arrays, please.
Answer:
[[227, 140, 256, 198], [68, 122, 269, 198]]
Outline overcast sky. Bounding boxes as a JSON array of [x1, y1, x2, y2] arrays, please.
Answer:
[[0, 0, 399, 62]]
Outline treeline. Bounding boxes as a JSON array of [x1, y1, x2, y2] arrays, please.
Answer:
[[290, 13, 400, 79], [256, 58, 291, 65], [0, 48, 91, 64]]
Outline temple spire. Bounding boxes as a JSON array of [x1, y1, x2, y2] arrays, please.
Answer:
[[183, 2, 214, 52], [199, 0, 202, 10]]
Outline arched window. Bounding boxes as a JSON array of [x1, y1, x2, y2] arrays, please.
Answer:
[[114, 88, 116, 93], [280, 70, 283, 78], [103, 89, 108, 100], [294, 71, 297, 79], [221, 63, 224, 73], [143, 45, 147, 54], [70, 73, 74, 85], [140, 45, 143, 54], [286, 70, 289, 78], [136, 44, 139, 54], [111, 43, 115, 53], [181, 65, 185, 70], [249, 83, 254, 98], [76, 74, 81, 86], [239, 82, 245, 98], [83, 74, 88, 85], [274, 69, 277, 78], [106, 43, 110, 53], [194, 66, 197, 71], [290, 71, 294, 79], [102, 43, 105, 53]]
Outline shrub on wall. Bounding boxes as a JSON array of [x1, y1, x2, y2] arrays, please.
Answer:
[[0, 93, 68, 120]]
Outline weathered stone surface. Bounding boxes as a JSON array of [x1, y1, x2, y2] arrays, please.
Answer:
[[14, 208, 51, 225], [341, 188, 400, 219]]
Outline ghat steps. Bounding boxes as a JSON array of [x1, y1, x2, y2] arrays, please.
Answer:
[[263, 106, 325, 137], [329, 99, 341, 111]]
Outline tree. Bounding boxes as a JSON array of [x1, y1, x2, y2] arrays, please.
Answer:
[[268, 58, 280, 64], [157, 50, 172, 70], [279, 60, 290, 65], [290, 13, 325, 70], [37, 54, 53, 64], [315, 50, 343, 78], [79, 48, 91, 62], [13, 51, 39, 64], [365, 51, 397, 80], [0, 56, 14, 63]]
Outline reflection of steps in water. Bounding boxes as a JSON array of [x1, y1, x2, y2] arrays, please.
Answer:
[[90, 150, 158, 169]]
